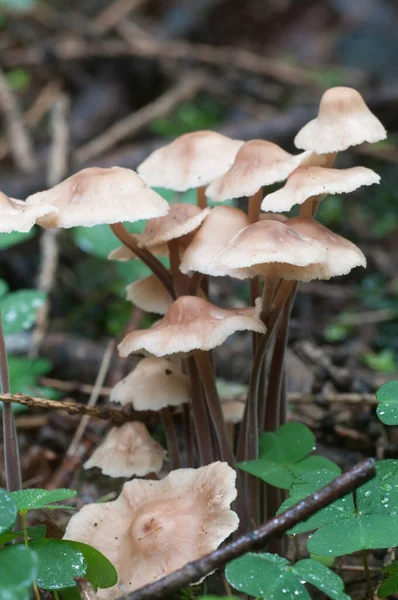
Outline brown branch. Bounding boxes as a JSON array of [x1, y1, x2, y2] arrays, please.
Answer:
[[127, 458, 375, 600]]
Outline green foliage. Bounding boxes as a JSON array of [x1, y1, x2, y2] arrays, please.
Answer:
[[61, 540, 117, 590], [363, 348, 397, 372], [238, 422, 340, 489], [279, 460, 398, 557], [0, 488, 17, 534], [0, 524, 46, 545], [30, 539, 86, 590], [150, 97, 222, 137], [378, 560, 398, 598], [0, 230, 34, 250], [376, 380, 398, 424], [1, 289, 46, 334], [0, 545, 38, 600], [72, 221, 145, 260], [225, 553, 349, 600], [6, 68, 30, 91], [11, 488, 76, 511]]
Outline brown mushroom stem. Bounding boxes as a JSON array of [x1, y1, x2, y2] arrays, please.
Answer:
[[186, 357, 214, 465], [193, 350, 236, 468], [182, 404, 195, 468], [248, 188, 263, 321], [167, 239, 188, 297], [196, 185, 207, 210], [0, 313, 22, 491], [160, 407, 180, 470], [110, 223, 175, 299]]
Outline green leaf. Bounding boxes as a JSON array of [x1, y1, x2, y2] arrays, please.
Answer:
[[363, 349, 397, 373], [0, 230, 34, 250], [226, 553, 310, 599], [0, 280, 9, 300], [1, 290, 46, 334], [376, 381, 398, 425], [62, 541, 117, 589], [0, 523, 46, 545], [379, 560, 398, 598], [0, 488, 17, 534], [294, 559, 349, 600], [0, 356, 56, 414], [73, 222, 145, 260], [0, 544, 38, 600], [31, 539, 86, 590], [11, 488, 76, 511], [291, 456, 341, 478]]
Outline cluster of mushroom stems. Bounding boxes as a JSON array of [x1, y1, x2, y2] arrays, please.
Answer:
[[0, 87, 386, 598]]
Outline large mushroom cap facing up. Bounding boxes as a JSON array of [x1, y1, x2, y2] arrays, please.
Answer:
[[209, 219, 327, 277], [294, 87, 387, 153], [205, 140, 323, 202], [63, 462, 239, 598], [179, 205, 252, 279], [126, 275, 173, 315], [83, 422, 165, 478], [138, 203, 210, 249], [137, 130, 244, 191], [25, 167, 169, 229], [0, 191, 56, 233], [262, 165, 380, 213], [111, 357, 190, 411], [118, 296, 266, 358]]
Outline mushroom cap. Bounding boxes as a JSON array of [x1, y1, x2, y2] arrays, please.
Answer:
[[294, 87, 387, 153], [83, 422, 165, 478], [25, 167, 169, 229], [126, 274, 173, 315], [261, 165, 380, 212], [118, 296, 266, 358], [138, 203, 210, 249], [277, 217, 366, 281], [63, 462, 239, 598], [0, 191, 56, 233], [221, 400, 245, 424], [179, 205, 252, 279], [205, 140, 322, 202], [108, 245, 137, 261], [209, 219, 327, 276], [111, 357, 190, 411], [137, 131, 244, 191]]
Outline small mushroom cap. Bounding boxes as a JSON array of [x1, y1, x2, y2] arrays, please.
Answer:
[[126, 275, 173, 315], [0, 191, 56, 233], [26, 167, 169, 229], [118, 296, 266, 358], [63, 462, 239, 598], [83, 422, 165, 478], [205, 140, 322, 202], [138, 203, 210, 249], [179, 205, 252, 279], [108, 245, 137, 261], [137, 131, 244, 191], [294, 87, 387, 153], [261, 166, 380, 212], [209, 219, 327, 276], [111, 357, 190, 411], [221, 400, 245, 424]]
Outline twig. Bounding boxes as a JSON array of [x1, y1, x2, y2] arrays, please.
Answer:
[[75, 74, 206, 163], [126, 458, 375, 600], [93, 0, 148, 33], [0, 67, 37, 173]]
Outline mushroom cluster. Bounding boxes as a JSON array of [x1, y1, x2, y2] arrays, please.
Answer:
[[1, 86, 386, 596]]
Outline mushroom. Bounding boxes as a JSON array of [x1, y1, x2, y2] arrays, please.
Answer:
[[0, 191, 56, 233], [111, 357, 190, 411], [117, 296, 265, 358], [294, 87, 387, 153], [261, 165, 380, 213], [137, 131, 244, 192], [63, 462, 239, 598], [83, 422, 165, 478], [126, 275, 173, 315], [25, 166, 169, 228]]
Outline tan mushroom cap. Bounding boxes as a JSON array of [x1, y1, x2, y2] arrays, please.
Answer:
[[138, 203, 210, 249], [209, 219, 327, 277], [63, 462, 239, 598], [126, 275, 173, 315], [83, 422, 164, 478], [205, 140, 324, 202], [294, 87, 387, 153], [179, 205, 252, 279], [26, 167, 169, 229], [221, 400, 245, 424], [118, 295, 266, 358], [108, 245, 137, 261], [262, 165, 380, 213], [111, 357, 190, 411], [137, 131, 244, 191], [0, 191, 56, 233]]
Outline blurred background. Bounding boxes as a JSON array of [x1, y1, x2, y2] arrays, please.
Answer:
[[0, 0, 397, 483]]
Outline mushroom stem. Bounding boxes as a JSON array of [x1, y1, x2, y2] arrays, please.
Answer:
[[193, 350, 236, 468], [0, 312, 22, 491], [248, 188, 263, 323], [160, 408, 180, 470], [110, 223, 175, 299], [196, 185, 207, 210], [167, 239, 188, 297], [186, 357, 214, 465], [182, 404, 195, 467]]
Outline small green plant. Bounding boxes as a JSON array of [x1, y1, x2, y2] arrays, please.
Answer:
[[0, 486, 117, 599], [376, 380, 398, 424]]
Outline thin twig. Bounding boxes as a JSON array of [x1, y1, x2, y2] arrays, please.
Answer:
[[126, 458, 375, 600], [93, 0, 148, 33]]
